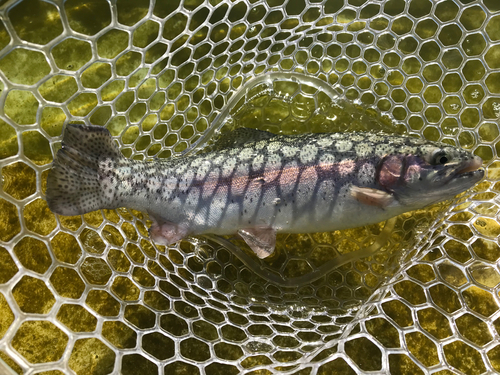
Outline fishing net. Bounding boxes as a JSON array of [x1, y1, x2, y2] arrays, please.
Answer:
[[0, 0, 499, 374]]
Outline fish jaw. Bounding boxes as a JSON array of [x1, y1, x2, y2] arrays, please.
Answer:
[[431, 154, 484, 196], [442, 160, 484, 196], [456, 155, 483, 175]]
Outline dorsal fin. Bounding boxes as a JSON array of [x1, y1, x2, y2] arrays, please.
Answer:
[[212, 128, 277, 150]]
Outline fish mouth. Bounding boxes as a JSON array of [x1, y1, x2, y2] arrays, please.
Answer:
[[456, 156, 483, 175], [454, 156, 484, 181], [457, 168, 484, 180]]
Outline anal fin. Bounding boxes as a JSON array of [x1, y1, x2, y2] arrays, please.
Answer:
[[350, 186, 395, 209], [238, 227, 276, 259], [149, 217, 189, 246]]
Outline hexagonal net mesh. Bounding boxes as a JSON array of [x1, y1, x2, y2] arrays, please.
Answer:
[[0, 0, 499, 374]]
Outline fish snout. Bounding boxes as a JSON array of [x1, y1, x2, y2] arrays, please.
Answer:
[[456, 155, 483, 175]]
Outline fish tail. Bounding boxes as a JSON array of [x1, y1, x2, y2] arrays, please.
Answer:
[[46, 124, 123, 216]]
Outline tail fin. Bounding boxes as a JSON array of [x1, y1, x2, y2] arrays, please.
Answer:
[[46, 124, 123, 216]]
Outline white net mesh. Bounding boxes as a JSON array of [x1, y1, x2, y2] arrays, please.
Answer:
[[0, 0, 500, 374]]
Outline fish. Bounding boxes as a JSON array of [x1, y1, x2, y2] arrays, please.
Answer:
[[46, 124, 484, 258]]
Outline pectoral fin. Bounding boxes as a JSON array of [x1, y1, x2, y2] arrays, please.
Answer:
[[149, 217, 189, 246], [350, 186, 395, 209], [237, 227, 276, 259]]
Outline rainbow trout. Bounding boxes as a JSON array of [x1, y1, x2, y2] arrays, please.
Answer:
[[46, 124, 483, 258]]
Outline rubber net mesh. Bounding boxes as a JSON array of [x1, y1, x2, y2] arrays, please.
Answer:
[[0, 0, 500, 374]]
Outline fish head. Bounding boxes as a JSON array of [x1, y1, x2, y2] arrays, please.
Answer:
[[378, 144, 484, 209]]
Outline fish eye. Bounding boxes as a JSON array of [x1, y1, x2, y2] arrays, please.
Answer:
[[431, 150, 449, 165]]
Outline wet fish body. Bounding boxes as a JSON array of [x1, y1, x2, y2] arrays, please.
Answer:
[[46, 124, 483, 258]]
